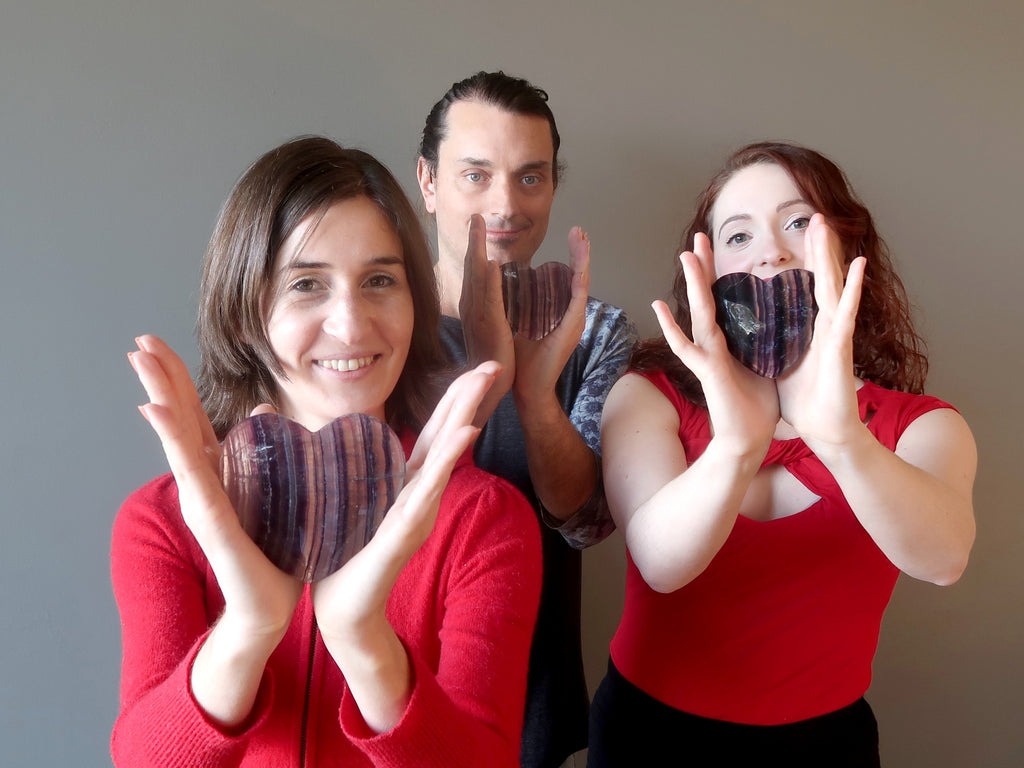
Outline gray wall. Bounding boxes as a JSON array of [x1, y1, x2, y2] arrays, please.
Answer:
[[3, 1, 1021, 765]]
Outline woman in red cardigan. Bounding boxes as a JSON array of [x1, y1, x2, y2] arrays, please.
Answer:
[[112, 137, 541, 767], [589, 142, 976, 766]]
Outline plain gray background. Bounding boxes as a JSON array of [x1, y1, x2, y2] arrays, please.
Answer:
[[3, 1, 1022, 765]]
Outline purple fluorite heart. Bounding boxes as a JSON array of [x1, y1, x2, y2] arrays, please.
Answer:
[[220, 413, 406, 582], [500, 261, 573, 340], [711, 269, 817, 378]]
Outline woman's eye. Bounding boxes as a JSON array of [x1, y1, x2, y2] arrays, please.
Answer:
[[726, 232, 750, 247], [788, 216, 811, 231], [288, 276, 320, 293], [366, 273, 397, 289]]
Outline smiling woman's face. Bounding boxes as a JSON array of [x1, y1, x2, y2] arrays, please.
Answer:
[[709, 162, 818, 280], [265, 195, 414, 431]]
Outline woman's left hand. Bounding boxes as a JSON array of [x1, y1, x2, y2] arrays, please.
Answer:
[[776, 214, 867, 451], [310, 362, 499, 732]]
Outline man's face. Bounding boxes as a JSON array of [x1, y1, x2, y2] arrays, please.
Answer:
[[419, 99, 556, 276]]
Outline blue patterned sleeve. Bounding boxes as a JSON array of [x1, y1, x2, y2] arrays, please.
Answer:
[[543, 299, 638, 549]]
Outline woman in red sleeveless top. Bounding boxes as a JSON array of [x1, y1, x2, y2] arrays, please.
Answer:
[[589, 142, 976, 767]]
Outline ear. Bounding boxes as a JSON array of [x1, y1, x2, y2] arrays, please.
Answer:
[[416, 156, 437, 214]]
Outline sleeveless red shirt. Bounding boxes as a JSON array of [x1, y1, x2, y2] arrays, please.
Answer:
[[608, 371, 953, 725]]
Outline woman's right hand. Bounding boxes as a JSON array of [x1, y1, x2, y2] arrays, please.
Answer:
[[654, 234, 779, 455], [129, 334, 301, 725], [309, 362, 498, 733]]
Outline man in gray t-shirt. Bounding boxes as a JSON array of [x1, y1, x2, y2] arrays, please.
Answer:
[[417, 71, 636, 768]]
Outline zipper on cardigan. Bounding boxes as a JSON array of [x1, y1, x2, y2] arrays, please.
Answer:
[[299, 614, 317, 768]]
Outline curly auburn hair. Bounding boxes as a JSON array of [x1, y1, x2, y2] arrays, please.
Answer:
[[631, 141, 928, 404]]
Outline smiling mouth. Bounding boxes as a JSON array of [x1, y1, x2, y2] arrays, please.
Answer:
[[316, 356, 376, 372]]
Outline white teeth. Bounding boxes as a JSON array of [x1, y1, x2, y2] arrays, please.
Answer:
[[317, 356, 375, 372]]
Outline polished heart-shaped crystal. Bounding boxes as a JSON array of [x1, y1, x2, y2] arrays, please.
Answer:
[[220, 413, 406, 582], [500, 261, 573, 340], [711, 269, 817, 378]]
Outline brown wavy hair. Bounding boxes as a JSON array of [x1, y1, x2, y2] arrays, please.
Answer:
[[632, 141, 928, 404], [196, 136, 449, 438]]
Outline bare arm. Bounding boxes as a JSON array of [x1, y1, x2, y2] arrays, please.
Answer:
[[777, 217, 976, 585], [603, 374, 766, 592], [811, 409, 976, 585], [603, 242, 778, 592]]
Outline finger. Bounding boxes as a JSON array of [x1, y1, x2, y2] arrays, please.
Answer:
[[407, 364, 497, 468], [652, 299, 695, 363], [464, 214, 489, 290], [806, 215, 844, 311], [567, 226, 592, 298], [136, 334, 220, 450], [679, 250, 718, 344], [401, 423, 481, 524], [833, 256, 866, 338], [691, 232, 717, 283], [250, 403, 278, 417]]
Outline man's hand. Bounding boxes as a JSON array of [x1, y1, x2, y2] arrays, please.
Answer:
[[459, 215, 515, 427], [512, 226, 590, 406]]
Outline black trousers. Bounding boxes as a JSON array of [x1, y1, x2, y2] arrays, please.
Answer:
[[588, 659, 881, 768]]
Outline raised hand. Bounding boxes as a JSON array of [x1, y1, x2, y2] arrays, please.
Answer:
[[655, 233, 778, 456], [310, 362, 499, 732], [129, 335, 302, 638], [460, 215, 516, 425], [129, 334, 301, 726], [776, 214, 867, 451], [512, 226, 590, 406]]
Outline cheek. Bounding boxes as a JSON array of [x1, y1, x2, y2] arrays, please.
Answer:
[[265, 308, 310, 365]]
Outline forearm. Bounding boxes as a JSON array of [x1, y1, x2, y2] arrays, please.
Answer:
[[811, 424, 975, 585], [322, 616, 413, 734], [188, 618, 279, 729], [622, 438, 764, 593], [515, 389, 598, 519]]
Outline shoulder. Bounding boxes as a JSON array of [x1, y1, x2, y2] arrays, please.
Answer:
[[859, 381, 960, 445], [567, 299, 638, 390], [115, 473, 182, 536], [606, 372, 683, 428], [439, 461, 539, 542], [112, 473, 205, 572], [428, 461, 543, 590], [582, 298, 638, 347]]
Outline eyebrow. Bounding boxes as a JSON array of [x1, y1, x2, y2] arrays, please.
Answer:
[[458, 157, 552, 174], [716, 198, 810, 239], [279, 255, 405, 273]]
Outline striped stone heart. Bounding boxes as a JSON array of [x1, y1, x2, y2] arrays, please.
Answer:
[[711, 269, 818, 379], [500, 261, 573, 340], [220, 413, 406, 582]]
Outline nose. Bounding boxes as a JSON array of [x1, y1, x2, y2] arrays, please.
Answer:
[[322, 291, 368, 341], [759, 232, 793, 272], [488, 176, 518, 217]]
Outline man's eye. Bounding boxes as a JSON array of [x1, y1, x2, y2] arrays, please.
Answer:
[[466, 172, 483, 183], [522, 175, 539, 186]]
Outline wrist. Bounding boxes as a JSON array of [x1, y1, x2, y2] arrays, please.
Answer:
[[803, 420, 876, 468]]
